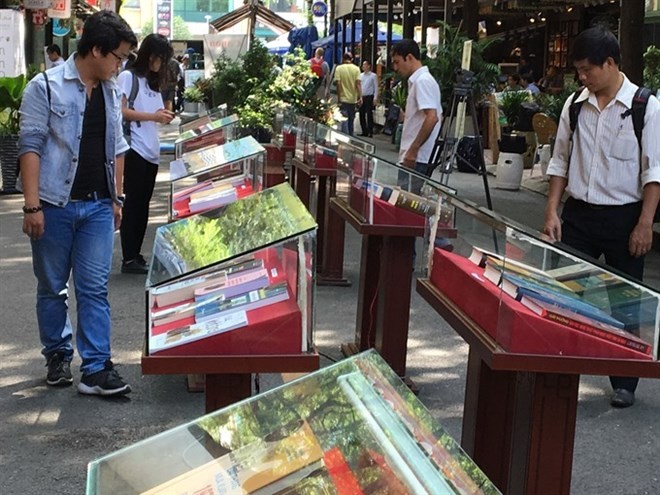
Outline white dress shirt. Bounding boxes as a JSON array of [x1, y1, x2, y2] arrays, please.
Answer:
[[546, 75, 660, 205], [360, 71, 378, 99], [398, 66, 442, 164]]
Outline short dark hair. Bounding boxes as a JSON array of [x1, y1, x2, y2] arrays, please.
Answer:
[[570, 25, 620, 66], [47, 44, 61, 56], [391, 39, 420, 61], [131, 33, 172, 91], [77, 10, 137, 57], [508, 73, 521, 84], [342, 52, 353, 61]]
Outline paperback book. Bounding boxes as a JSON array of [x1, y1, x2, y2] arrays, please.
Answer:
[[500, 272, 626, 330], [195, 282, 290, 323], [150, 258, 264, 307], [150, 311, 249, 353]]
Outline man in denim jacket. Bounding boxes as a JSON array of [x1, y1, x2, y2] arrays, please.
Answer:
[[18, 11, 137, 396]]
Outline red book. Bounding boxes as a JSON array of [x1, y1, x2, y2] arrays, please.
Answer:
[[323, 448, 363, 495]]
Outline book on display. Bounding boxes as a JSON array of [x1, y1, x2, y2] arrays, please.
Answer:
[[195, 282, 290, 323]]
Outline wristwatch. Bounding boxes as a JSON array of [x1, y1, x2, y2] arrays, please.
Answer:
[[115, 194, 126, 207]]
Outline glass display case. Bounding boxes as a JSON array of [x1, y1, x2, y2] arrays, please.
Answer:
[[294, 116, 374, 170], [174, 114, 240, 158], [334, 141, 455, 229], [273, 107, 298, 148], [87, 350, 501, 495], [179, 104, 229, 133], [146, 182, 317, 357], [168, 136, 265, 221], [424, 190, 660, 360]]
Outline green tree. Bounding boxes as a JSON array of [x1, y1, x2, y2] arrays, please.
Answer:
[[141, 16, 191, 40]]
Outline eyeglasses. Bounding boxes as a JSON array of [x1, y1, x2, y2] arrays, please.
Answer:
[[109, 51, 129, 63]]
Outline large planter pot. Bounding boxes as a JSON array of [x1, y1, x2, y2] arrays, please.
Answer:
[[183, 101, 199, 113], [0, 134, 20, 194]]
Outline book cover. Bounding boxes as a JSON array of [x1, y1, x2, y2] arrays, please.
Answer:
[[501, 272, 626, 330], [386, 188, 434, 216], [520, 296, 651, 355], [194, 268, 270, 302], [195, 282, 290, 323], [486, 255, 573, 294], [150, 311, 249, 353], [151, 258, 263, 307], [140, 420, 323, 495]]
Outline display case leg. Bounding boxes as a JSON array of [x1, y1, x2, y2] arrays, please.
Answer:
[[374, 235, 415, 378], [315, 176, 328, 271], [318, 176, 350, 287], [462, 350, 578, 495], [294, 168, 312, 209], [204, 373, 252, 413]]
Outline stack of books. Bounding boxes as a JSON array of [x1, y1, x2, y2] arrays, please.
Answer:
[[149, 257, 292, 353], [466, 246, 652, 356], [172, 178, 254, 219]]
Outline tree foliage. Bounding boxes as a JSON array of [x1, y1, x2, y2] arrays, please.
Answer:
[[424, 21, 501, 111], [643, 45, 660, 94], [140, 16, 191, 40]]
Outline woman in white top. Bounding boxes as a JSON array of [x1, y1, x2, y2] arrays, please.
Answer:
[[118, 34, 174, 274]]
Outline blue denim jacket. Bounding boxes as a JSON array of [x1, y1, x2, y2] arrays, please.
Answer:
[[18, 54, 130, 206]]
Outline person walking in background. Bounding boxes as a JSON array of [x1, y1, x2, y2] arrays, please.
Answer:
[[161, 56, 181, 112], [539, 65, 564, 94], [118, 34, 174, 275], [359, 60, 378, 137], [18, 10, 137, 396], [309, 47, 329, 99], [543, 26, 660, 408], [391, 39, 442, 178], [46, 44, 65, 67], [332, 52, 361, 136]]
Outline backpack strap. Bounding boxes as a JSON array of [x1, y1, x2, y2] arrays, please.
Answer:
[[126, 71, 141, 128], [42, 71, 51, 106], [630, 86, 652, 153], [566, 89, 584, 171]]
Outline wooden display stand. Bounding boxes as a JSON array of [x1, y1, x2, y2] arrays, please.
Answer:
[[332, 198, 456, 379], [291, 157, 350, 286], [142, 351, 319, 413], [417, 278, 660, 495]]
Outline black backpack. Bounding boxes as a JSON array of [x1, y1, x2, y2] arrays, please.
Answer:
[[122, 71, 140, 145], [568, 86, 659, 223]]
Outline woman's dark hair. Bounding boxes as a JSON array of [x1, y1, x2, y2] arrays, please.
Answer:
[[391, 39, 421, 61], [47, 44, 61, 56], [77, 10, 137, 57], [571, 25, 621, 66], [131, 34, 173, 92]]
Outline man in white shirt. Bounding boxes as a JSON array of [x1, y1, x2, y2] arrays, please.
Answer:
[[46, 44, 65, 67], [391, 39, 442, 179], [544, 26, 660, 408], [359, 60, 378, 137]]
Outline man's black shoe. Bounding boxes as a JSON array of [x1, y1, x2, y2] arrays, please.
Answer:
[[611, 388, 635, 408], [121, 259, 148, 274], [46, 351, 73, 387], [78, 361, 131, 396]]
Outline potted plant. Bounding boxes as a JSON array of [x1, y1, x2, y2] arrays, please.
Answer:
[[0, 74, 28, 193], [182, 85, 204, 113]]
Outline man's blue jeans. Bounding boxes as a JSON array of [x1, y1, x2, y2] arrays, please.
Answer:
[[340, 102, 357, 136], [31, 198, 115, 375]]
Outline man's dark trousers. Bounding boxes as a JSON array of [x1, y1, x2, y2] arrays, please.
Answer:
[[561, 197, 645, 393], [359, 95, 374, 136]]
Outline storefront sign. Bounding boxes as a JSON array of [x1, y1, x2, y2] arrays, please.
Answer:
[[52, 18, 70, 37], [202, 34, 248, 78], [0, 9, 26, 77], [23, 0, 52, 9], [154, 0, 172, 39], [48, 0, 71, 20], [311, 1, 327, 17]]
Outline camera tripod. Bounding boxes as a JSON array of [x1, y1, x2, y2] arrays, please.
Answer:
[[428, 70, 493, 211]]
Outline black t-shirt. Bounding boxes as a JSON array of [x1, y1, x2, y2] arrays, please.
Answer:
[[70, 84, 109, 197]]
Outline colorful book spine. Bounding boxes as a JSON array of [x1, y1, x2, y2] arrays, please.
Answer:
[[194, 269, 270, 302], [195, 282, 289, 323], [502, 272, 626, 329]]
